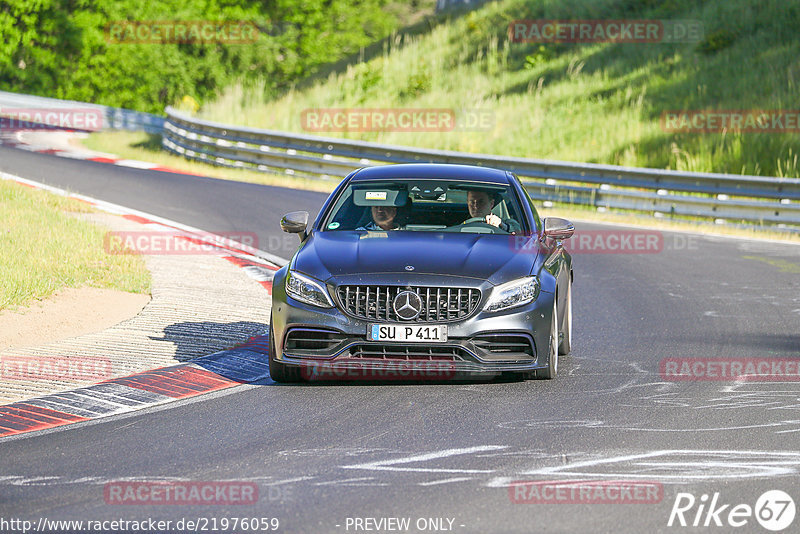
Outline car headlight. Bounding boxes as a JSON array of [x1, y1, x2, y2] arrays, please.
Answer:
[[286, 270, 334, 308], [484, 276, 540, 313]]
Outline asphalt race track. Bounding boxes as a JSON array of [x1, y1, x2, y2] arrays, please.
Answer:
[[1, 145, 800, 533]]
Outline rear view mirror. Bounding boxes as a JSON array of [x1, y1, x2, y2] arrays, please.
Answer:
[[543, 217, 574, 240], [281, 211, 309, 239]]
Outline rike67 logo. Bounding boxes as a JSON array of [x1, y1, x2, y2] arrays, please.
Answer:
[[668, 490, 796, 531]]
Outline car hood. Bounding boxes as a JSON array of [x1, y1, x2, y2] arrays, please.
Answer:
[[292, 231, 539, 284]]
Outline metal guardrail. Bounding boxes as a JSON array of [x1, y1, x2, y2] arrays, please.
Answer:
[[0, 91, 164, 134], [435, 0, 492, 12], [163, 107, 800, 227]]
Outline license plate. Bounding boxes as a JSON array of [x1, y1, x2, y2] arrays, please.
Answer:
[[368, 324, 448, 343]]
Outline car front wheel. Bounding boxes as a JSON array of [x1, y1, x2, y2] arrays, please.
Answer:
[[535, 299, 559, 380], [559, 279, 572, 355]]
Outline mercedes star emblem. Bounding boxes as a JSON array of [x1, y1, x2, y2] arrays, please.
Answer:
[[393, 291, 422, 320]]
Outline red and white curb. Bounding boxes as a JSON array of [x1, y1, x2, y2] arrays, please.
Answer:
[[0, 367, 242, 437], [0, 129, 201, 175], [0, 345, 271, 439], [0, 170, 287, 439]]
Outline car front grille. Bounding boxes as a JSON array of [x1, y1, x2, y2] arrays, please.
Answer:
[[347, 344, 468, 361], [336, 285, 481, 322]]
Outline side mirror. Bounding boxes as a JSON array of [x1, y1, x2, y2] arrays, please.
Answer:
[[543, 217, 574, 240], [281, 211, 309, 240]]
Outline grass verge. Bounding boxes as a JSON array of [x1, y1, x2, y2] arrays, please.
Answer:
[[0, 179, 151, 311]]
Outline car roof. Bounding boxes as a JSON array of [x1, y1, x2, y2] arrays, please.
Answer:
[[349, 163, 511, 185]]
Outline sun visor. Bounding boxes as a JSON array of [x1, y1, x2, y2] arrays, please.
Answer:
[[353, 188, 408, 207]]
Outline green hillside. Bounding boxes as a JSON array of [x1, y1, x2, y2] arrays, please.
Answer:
[[0, 0, 430, 113], [199, 0, 800, 178]]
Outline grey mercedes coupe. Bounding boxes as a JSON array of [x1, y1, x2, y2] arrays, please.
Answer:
[[269, 163, 574, 382]]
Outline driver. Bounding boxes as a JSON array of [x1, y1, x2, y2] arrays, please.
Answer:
[[465, 190, 519, 233], [357, 205, 401, 231]]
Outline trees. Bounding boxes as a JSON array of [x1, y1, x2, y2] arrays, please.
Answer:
[[0, 0, 401, 113]]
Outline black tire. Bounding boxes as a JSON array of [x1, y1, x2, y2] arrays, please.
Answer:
[[535, 299, 559, 380], [558, 279, 572, 356], [268, 325, 302, 383]]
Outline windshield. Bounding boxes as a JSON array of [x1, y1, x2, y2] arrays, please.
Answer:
[[321, 179, 527, 234]]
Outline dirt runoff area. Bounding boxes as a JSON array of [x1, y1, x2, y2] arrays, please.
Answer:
[[0, 287, 150, 352]]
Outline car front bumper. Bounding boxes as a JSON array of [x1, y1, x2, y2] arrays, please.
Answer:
[[271, 270, 556, 379]]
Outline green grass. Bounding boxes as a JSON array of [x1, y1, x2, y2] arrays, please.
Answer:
[[0, 179, 151, 311], [196, 0, 800, 178]]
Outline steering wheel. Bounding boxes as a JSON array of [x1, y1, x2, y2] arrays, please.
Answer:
[[444, 217, 506, 234]]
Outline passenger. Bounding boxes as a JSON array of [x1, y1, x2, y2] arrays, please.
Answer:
[[357, 206, 401, 231], [465, 190, 519, 233]]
